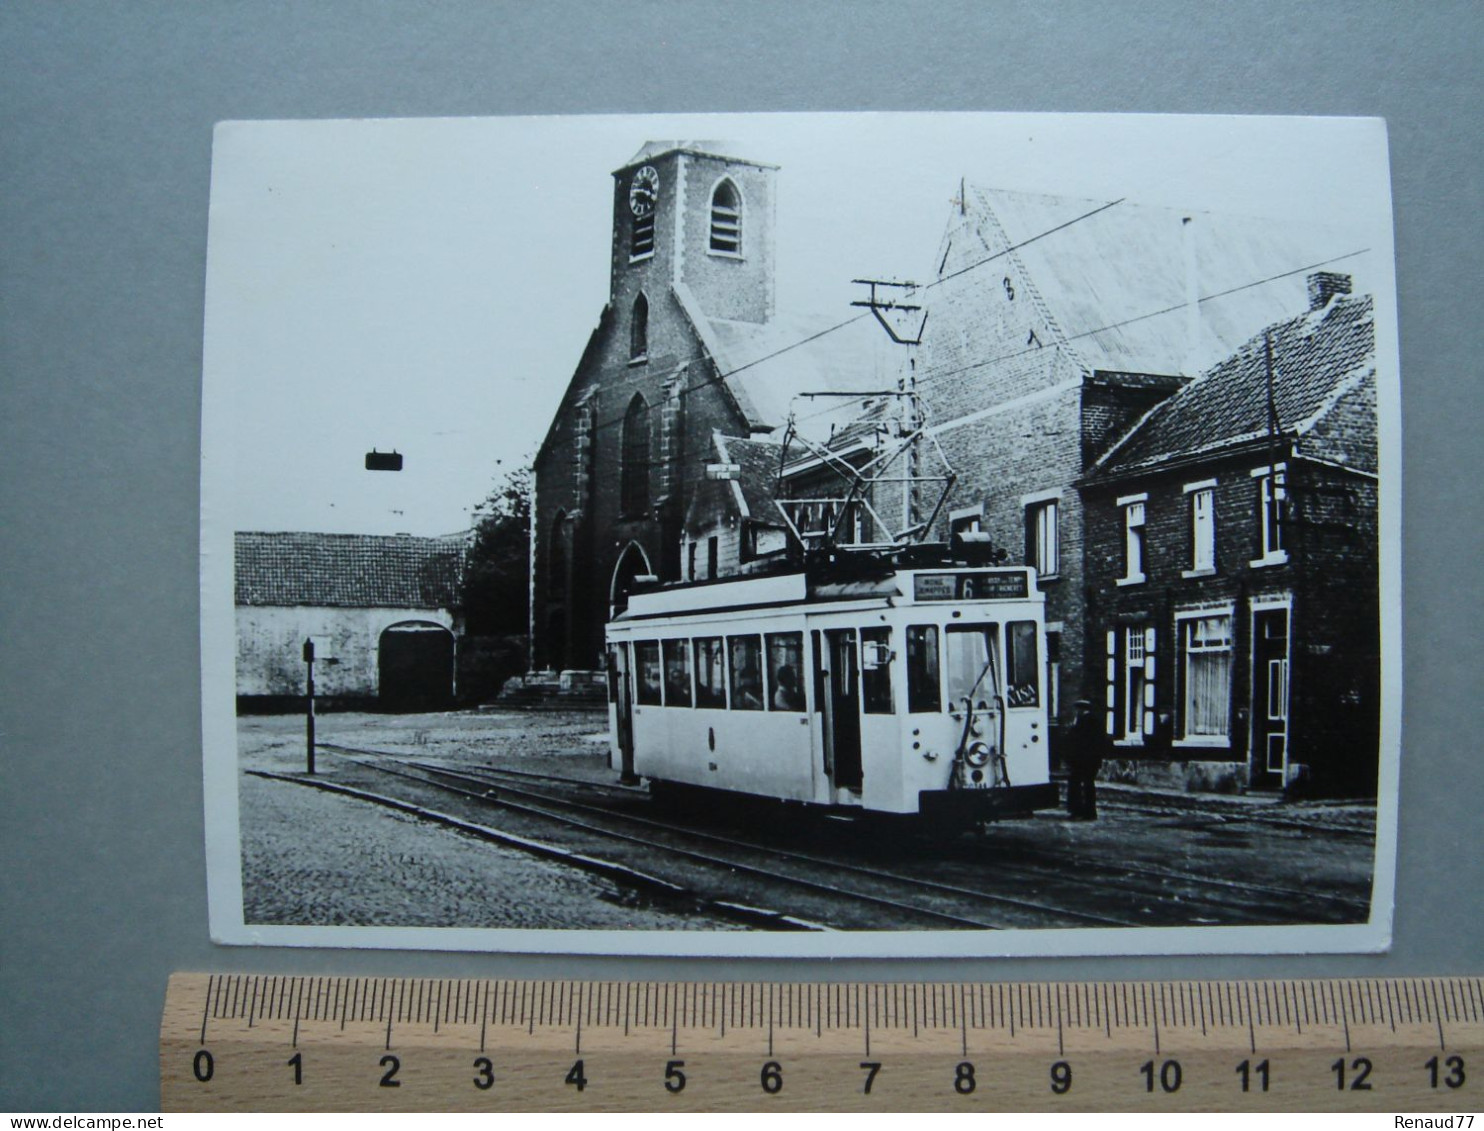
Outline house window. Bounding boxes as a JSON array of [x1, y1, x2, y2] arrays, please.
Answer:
[[620, 394, 650, 516], [1254, 466, 1288, 564], [1189, 486, 1215, 573], [1119, 497, 1146, 584], [1026, 499, 1059, 578], [1179, 613, 1233, 742], [709, 179, 741, 254], [629, 293, 648, 361], [706, 535, 718, 580], [687, 540, 697, 582], [1108, 625, 1154, 744]]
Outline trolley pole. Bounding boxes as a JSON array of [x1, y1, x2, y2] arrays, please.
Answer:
[[302, 638, 316, 775]]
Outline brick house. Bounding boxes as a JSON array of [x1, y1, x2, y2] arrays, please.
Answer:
[[1079, 275, 1378, 795], [532, 142, 880, 671], [234, 531, 466, 711], [910, 186, 1366, 744]]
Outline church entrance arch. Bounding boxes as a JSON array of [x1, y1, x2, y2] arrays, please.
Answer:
[[610, 542, 653, 617], [378, 620, 454, 711]]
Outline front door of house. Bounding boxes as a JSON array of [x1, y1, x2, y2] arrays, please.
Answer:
[[1250, 608, 1290, 790]]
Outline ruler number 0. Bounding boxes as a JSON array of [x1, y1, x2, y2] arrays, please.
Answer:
[[192, 1049, 214, 1083]]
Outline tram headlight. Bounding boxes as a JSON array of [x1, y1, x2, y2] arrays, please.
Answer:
[[964, 740, 994, 768]]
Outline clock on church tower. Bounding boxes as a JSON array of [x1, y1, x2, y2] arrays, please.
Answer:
[[611, 142, 778, 325]]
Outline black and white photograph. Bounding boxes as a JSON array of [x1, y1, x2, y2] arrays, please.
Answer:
[[200, 112, 1401, 957]]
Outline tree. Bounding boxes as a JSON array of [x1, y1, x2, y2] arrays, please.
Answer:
[[462, 463, 532, 637]]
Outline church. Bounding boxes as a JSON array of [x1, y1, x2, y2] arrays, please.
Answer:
[[531, 141, 880, 672]]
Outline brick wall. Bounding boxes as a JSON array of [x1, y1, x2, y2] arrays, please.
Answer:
[[1081, 447, 1379, 795]]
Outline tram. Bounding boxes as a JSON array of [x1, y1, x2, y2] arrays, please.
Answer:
[[605, 552, 1060, 822]]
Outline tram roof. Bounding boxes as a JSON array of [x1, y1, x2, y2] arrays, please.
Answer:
[[613, 563, 1038, 623]]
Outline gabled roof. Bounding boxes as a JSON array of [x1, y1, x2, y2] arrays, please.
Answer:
[[235, 531, 467, 609], [673, 283, 896, 438], [939, 186, 1370, 378], [1088, 292, 1376, 481], [683, 432, 789, 534]]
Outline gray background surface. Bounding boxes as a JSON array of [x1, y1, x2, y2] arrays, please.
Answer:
[[2, 0, 1479, 1111]]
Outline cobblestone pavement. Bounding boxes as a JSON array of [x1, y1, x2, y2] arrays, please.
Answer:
[[239, 763, 743, 931]]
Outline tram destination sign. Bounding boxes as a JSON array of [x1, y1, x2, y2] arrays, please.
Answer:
[[913, 571, 1029, 602]]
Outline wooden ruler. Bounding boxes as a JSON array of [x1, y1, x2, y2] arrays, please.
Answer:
[[161, 974, 1482, 1111]]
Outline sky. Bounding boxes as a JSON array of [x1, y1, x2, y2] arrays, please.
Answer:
[[201, 112, 1395, 537]]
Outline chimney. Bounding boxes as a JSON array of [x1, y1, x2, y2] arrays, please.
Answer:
[[1307, 271, 1352, 310]]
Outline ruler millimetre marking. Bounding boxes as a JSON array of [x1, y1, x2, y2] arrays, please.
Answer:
[[162, 975, 1484, 1112]]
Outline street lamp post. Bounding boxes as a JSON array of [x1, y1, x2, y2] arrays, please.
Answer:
[[303, 637, 316, 775]]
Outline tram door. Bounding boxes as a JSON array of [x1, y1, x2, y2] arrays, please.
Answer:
[[819, 629, 863, 792], [609, 644, 637, 784]]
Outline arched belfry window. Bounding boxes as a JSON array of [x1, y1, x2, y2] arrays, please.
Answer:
[[630, 293, 648, 361], [620, 394, 651, 516], [709, 179, 742, 255]]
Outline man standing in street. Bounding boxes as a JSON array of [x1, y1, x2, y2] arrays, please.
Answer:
[[1065, 698, 1104, 820]]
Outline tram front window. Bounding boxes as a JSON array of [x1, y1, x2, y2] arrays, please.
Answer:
[[945, 625, 1001, 711], [1005, 620, 1040, 708]]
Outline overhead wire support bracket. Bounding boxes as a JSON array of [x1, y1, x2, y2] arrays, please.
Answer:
[[850, 278, 928, 345]]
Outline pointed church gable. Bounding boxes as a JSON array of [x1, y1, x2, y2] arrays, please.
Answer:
[[928, 186, 1366, 386]]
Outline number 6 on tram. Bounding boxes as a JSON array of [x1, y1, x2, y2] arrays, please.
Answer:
[[605, 564, 1060, 822]]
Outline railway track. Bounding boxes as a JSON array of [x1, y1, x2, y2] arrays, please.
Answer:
[[308, 744, 1136, 930], [296, 743, 1371, 929], [409, 756, 1372, 926]]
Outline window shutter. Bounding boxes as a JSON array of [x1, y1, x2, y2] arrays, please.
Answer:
[[1105, 631, 1117, 734]]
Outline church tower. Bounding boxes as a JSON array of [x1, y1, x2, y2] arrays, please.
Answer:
[[609, 141, 777, 325]]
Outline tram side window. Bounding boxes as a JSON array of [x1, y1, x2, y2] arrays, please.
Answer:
[[635, 641, 662, 705], [946, 625, 999, 710], [1005, 621, 1040, 708], [727, 635, 765, 710], [861, 627, 893, 714], [906, 625, 941, 713], [662, 639, 692, 707], [694, 637, 727, 708], [766, 632, 805, 712]]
